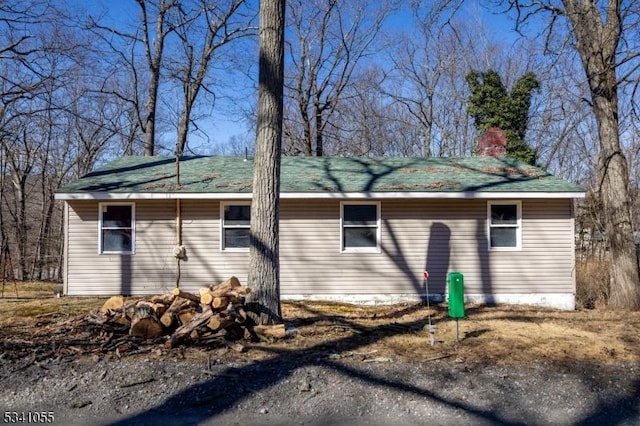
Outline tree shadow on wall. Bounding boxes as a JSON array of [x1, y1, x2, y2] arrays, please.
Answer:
[[425, 222, 451, 297]]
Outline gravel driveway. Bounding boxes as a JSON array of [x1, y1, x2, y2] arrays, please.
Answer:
[[1, 353, 638, 425]]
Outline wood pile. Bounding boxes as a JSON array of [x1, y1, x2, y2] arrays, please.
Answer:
[[94, 276, 285, 350]]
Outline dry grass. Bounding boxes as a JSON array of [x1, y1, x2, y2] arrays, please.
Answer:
[[1, 283, 639, 367], [576, 256, 611, 309], [0, 282, 106, 329], [0, 297, 107, 325], [271, 301, 640, 366]]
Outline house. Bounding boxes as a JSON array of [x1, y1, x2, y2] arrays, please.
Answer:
[[55, 131, 585, 309]]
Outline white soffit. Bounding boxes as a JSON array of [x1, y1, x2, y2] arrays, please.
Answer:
[[55, 191, 585, 200]]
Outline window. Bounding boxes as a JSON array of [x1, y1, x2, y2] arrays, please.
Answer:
[[99, 203, 134, 254], [488, 201, 521, 250], [341, 202, 380, 252], [221, 203, 251, 250]]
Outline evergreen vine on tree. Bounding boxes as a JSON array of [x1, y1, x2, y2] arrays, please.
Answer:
[[466, 70, 539, 164]]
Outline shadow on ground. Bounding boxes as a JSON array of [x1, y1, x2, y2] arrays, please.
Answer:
[[108, 303, 640, 426]]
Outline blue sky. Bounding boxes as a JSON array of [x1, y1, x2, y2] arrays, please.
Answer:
[[75, 0, 524, 154]]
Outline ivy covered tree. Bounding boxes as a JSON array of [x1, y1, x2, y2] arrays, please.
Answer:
[[466, 70, 539, 164]]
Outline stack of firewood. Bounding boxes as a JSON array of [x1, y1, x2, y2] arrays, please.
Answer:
[[96, 276, 285, 349]]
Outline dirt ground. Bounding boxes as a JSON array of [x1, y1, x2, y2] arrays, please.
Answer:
[[0, 283, 639, 425]]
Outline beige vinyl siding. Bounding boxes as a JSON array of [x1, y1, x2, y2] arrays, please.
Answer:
[[279, 198, 574, 296], [64, 197, 575, 298], [66, 200, 177, 295], [179, 200, 249, 288]]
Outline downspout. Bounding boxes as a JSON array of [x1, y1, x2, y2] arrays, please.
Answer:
[[173, 153, 185, 288], [173, 198, 185, 288]]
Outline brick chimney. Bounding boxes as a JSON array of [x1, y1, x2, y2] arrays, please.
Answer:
[[476, 128, 506, 157]]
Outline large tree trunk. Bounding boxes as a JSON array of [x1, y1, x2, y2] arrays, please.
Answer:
[[563, 0, 640, 309], [246, 0, 285, 325]]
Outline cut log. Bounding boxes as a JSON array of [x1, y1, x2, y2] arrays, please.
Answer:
[[92, 283, 257, 347], [178, 307, 196, 325], [212, 296, 229, 309], [100, 296, 124, 314], [151, 302, 168, 318], [201, 286, 250, 306], [226, 287, 251, 298], [129, 305, 164, 339], [171, 288, 201, 304], [135, 301, 168, 318], [209, 275, 241, 292], [166, 307, 214, 348], [124, 300, 141, 320], [252, 324, 286, 339], [159, 297, 196, 328], [207, 315, 236, 332], [200, 292, 214, 306], [149, 293, 175, 305]]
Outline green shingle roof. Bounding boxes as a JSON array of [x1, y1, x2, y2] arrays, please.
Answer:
[[56, 156, 584, 195]]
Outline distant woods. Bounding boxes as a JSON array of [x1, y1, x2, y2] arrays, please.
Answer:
[[0, 0, 638, 308]]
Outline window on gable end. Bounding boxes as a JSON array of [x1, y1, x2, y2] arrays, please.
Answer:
[[221, 202, 251, 251], [488, 201, 522, 250], [341, 202, 380, 252], [99, 203, 135, 254]]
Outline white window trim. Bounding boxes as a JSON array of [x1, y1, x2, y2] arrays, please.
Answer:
[[487, 200, 522, 251], [220, 201, 251, 252], [340, 201, 381, 253], [98, 202, 135, 254]]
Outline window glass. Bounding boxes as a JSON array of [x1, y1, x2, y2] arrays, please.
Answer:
[[102, 230, 132, 252], [224, 228, 250, 248], [100, 204, 133, 253], [491, 204, 517, 225], [488, 202, 520, 250], [103, 205, 132, 228], [490, 227, 516, 248], [344, 227, 377, 248], [342, 203, 379, 251], [224, 205, 251, 225], [222, 204, 251, 250], [344, 205, 377, 225]]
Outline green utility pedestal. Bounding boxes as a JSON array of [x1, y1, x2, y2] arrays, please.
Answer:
[[448, 272, 465, 318], [447, 272, 464, 342]]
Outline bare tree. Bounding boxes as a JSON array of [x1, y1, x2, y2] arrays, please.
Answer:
[[87, 0, 183, 156], [283, 0, 394, 156], [136, 0, 182, 156], [169, 0, 254, 156], [0, 0, 66, 280], [504, 0, 640, 309], [385, 3, 460, 157], [385, 5, 510, 158], [246, 0, 285, 325], [88, 0, 254, 158]]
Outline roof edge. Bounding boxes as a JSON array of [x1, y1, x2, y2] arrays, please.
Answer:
[[55, 191, 585, 201]]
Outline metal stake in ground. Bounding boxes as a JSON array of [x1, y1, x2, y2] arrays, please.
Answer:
[[424, 271, 436, 346]]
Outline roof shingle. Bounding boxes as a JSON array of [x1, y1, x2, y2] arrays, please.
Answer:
[[56, 156, 584, 195]]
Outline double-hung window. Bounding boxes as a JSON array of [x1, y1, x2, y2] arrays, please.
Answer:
[[341, 202, 380, 252], [488, 201, 521, 250], [99, 203, 135, 254], [221, 203, 251, 251]]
